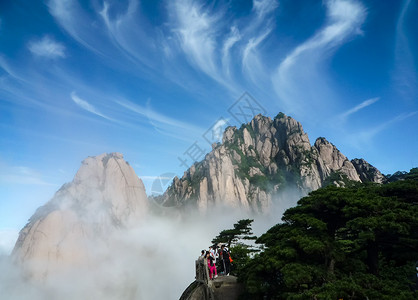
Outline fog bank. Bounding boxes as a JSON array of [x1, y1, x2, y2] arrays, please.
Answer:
[[0, 188, 302, 300]]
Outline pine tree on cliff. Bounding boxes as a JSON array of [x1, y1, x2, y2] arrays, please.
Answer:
[[212, 219, 257, 248]]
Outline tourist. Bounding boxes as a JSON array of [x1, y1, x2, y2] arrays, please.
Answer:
[[218, 246, 224, 274], [206, 251, 218, 279], [221, 245, 231, 276], [210, 245, 218, 263]]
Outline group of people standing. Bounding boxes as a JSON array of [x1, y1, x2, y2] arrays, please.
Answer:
[[200, 244, 232, 280]]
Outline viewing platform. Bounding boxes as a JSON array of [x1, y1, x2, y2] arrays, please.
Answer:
[[179, 258, 243, 300]]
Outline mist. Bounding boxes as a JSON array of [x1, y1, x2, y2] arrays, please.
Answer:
[[0, 229, 18, 255], [0, 185, 303, 300]]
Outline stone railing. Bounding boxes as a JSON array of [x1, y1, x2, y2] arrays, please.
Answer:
[[179, 258, 214, 300], [195, 257, 210, 286], [180, 258, 242, 299]]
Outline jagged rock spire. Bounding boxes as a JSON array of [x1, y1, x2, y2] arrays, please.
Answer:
[[161, 113, 383, 213]]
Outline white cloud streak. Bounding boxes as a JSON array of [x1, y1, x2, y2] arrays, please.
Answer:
[[211, 118, 229, 141], [355, 111, 418, 145], [71, 92, 112, 120], [235, 0, 279, 87], [0, 56, 28, 83], [340, 97, 380, 119], [28, 36, 66, 59], [393, 0, 417, 102], [97, 0, 156, 70], [47, 0, 101, 54], [47, 0, 164, 74], [242, 28, 273, 84], [116, 98, 204, 142], [273, 0, 366, 115], [169, 0, 279, 94], [0, 57, 131, 129], [172, 0, 221, 80], [0, 165, 53, 186], [46, 0, 281, 96], [222, 26, 241, 77], [253, 0, 279, 20]]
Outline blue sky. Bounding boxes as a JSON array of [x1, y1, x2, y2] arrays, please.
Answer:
[[0, 0, 417, 253]]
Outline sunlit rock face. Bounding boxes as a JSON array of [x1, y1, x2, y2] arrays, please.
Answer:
[[160, 113, 383, 214], [12, 153, 148, 279]]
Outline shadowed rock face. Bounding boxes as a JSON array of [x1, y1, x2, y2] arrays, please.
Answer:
[[351, 158, 386, 183], [12, 153, 148, 279], [161, 113, 383, 213]]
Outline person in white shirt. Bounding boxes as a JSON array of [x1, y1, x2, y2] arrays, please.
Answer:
[[209, 245, 219, 278]]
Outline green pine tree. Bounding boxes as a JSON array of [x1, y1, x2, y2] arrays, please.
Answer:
[[239, 168, 418, 299]]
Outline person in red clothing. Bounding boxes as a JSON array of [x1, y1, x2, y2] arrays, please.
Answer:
[[206, 251, 218, 280]]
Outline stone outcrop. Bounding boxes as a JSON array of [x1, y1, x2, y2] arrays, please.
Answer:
[[180, 276, 243, 300], [12, 153, 148, 279], [161, 113, 383, 213], [351, 158, 386, 183], [180, 258, 243, 300]]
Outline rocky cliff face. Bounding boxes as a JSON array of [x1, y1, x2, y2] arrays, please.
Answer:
[[12, 153, 148, 279], [351, 158, 385, 183], [161, 113, 383, 213]]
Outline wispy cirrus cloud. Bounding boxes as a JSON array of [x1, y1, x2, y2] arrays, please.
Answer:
[[273, 0, 366, 116], [171, 0, 222, 81], [0, 165, 53, 186], [354, 111, 417, 146], [249, 0, 279, 34], [242, 28, 273, 84], [71, 92, 112, 120], [239, 0, 278, 88], [393, 0, 417, 103], [253, 0, 279, 19], [47, 0, 102, 54], [97, 0, 159, 71], [169, 0, 278, 94], [339, 97, 380, 119], [0, 56, 27, 83], [116, 98, 204, 142], [45, 0, 280, 97], [221, 26, 241, 77], [210, 118, 230, 142], [1, 0, 417, 231], [28, 36, 66, 59], [7, 0, 370, 131]]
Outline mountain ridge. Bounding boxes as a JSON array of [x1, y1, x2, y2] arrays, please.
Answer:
[[158, 113, 384, 213], [11, 113, 384, 281]]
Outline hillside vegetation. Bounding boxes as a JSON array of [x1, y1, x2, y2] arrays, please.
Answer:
[[237, 168, 418, 299]]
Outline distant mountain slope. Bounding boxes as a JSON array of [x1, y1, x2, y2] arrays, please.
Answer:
[[12, 153, 148, 279], [160, 113, 384, 213]]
